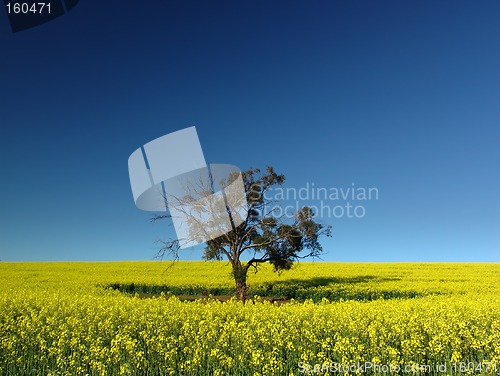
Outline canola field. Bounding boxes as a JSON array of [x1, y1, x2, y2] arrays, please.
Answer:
[[0, 261, 499, 375]]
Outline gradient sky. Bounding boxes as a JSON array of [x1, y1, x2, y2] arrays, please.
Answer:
[[0, 1, 498, 262]]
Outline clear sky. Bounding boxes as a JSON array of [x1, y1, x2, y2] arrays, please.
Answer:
[[0, 1, 498, 262]]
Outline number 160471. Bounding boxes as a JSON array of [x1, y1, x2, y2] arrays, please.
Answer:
[[5, 3, 51, 14]]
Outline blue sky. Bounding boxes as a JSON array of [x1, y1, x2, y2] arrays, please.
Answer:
[[0, 0, 498, 262]]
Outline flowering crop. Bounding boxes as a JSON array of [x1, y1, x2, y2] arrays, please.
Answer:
[[0, 262, 498, 375]]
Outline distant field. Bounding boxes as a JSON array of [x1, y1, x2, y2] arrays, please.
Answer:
[[0, 262, 498, 375]]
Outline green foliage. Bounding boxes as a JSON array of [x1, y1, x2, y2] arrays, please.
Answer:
[[203, 166, 332, 274]]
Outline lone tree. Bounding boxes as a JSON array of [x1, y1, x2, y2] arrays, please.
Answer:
[[153, 166, 331, 301]]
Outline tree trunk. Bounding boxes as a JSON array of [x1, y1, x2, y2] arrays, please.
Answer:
[[232, 261, 248, 302], [236, 278, 248, 302]]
